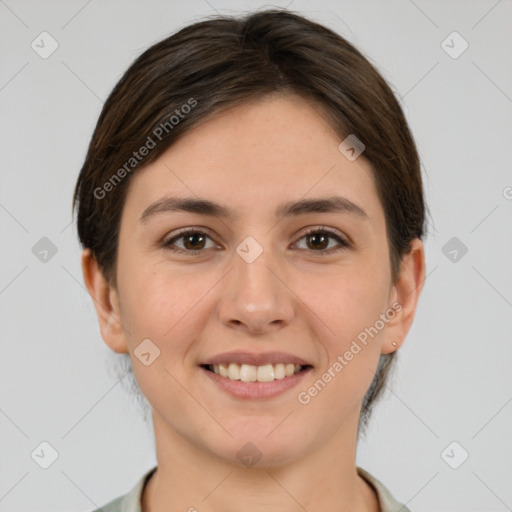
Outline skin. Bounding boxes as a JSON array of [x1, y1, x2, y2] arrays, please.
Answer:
[[82, 93, 425, 512]]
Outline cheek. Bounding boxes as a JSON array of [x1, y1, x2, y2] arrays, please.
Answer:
[[118, 260, 218, 357], [305, 263, 389, 334], [299, 273, 386, 415], [300, 265, 389, 400]]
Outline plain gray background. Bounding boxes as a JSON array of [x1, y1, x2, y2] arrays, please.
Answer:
[[1, 1, 511, 511]]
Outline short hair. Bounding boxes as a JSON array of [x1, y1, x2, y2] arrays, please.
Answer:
[[73, 9, 426, 438]]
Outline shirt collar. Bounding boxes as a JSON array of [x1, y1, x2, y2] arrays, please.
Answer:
[[118, 465, 410, 512]]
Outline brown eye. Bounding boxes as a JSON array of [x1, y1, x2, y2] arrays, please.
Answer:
[[163, 230, 217, 253], [305, 232, 330, 250], [295, 228, 349, 254], [182, 232, 206, 250], [163, 227, 349, 256]]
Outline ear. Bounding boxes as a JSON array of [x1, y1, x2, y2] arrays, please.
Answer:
[[81, 248, 129, 354], [381, 238, 426, 354]]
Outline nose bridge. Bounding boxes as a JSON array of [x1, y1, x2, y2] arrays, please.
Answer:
[[217, 234, 294, 331]]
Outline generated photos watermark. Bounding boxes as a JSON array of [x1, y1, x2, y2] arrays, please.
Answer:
[[93, 97, 198, 200], [297, 301, 402, 405]]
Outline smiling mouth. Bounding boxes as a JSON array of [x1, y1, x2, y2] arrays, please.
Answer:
[[200, 363, 313, 383]]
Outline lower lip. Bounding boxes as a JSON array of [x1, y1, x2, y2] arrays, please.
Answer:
[[199, 366, 312, 399]]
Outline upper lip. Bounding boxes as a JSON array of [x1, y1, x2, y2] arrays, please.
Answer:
[[201, 351, 313, 367]]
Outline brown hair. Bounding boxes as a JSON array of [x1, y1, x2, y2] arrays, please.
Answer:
[[73, 9, 426, 438]]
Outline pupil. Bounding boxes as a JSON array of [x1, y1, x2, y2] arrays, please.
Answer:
[[185, 233, 205, 250], [308, 233, 328, 250]]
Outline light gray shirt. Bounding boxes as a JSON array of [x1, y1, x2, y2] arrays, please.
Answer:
[[90, 465, 411, 512]]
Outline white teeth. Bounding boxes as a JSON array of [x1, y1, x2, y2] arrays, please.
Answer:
[[240, 364, 257, 382], [209, 362, 305, 382], [227, 363, 240, 380], [286, 363, 295, 377], [257, 364, 274, 382], [274, 363, 286, 379], [219, 363, 229, 378]]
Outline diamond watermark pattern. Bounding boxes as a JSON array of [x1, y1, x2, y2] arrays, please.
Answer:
[[134, 338, 161, 366], [236, 236, 263, 264], [237, 442, 262, 468], [441, 441, 469, 469], [31, 31, 59, 59], [338, 134, 365, 161], [32, 237, 58, 263], [442, 236, 468, 263], [31, 441, 59, 469], [441, 31, 468, 59]]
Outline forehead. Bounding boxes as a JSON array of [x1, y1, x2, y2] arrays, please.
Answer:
[[122, 94, 384, 228]]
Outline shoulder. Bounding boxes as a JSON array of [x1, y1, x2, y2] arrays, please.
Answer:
[[356, 466, 412, 512], [87, 466, 157, 512], [89, 494, 126, 512]]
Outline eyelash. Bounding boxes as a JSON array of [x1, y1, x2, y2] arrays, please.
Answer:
[[162, 226, 350, 256]]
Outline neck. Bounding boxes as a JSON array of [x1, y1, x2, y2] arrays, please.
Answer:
[[142, 411, 380, 512]]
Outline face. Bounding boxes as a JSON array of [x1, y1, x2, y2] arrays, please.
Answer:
[[85, 93, 424, 468]]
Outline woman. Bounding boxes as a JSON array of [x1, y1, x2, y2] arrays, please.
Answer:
[[74, 9, 426, 512]]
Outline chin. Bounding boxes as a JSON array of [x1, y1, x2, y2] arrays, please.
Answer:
[[208, 428, 306, 469]]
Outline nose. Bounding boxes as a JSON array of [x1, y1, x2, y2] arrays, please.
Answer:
[[217, 245, 295, 335]]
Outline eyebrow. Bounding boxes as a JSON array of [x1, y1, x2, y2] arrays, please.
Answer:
[[139, 195, 369, 223]]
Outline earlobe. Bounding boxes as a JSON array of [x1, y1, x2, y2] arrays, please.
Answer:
[[81, 248, 129, 354], [382, 238, 426, 355]]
